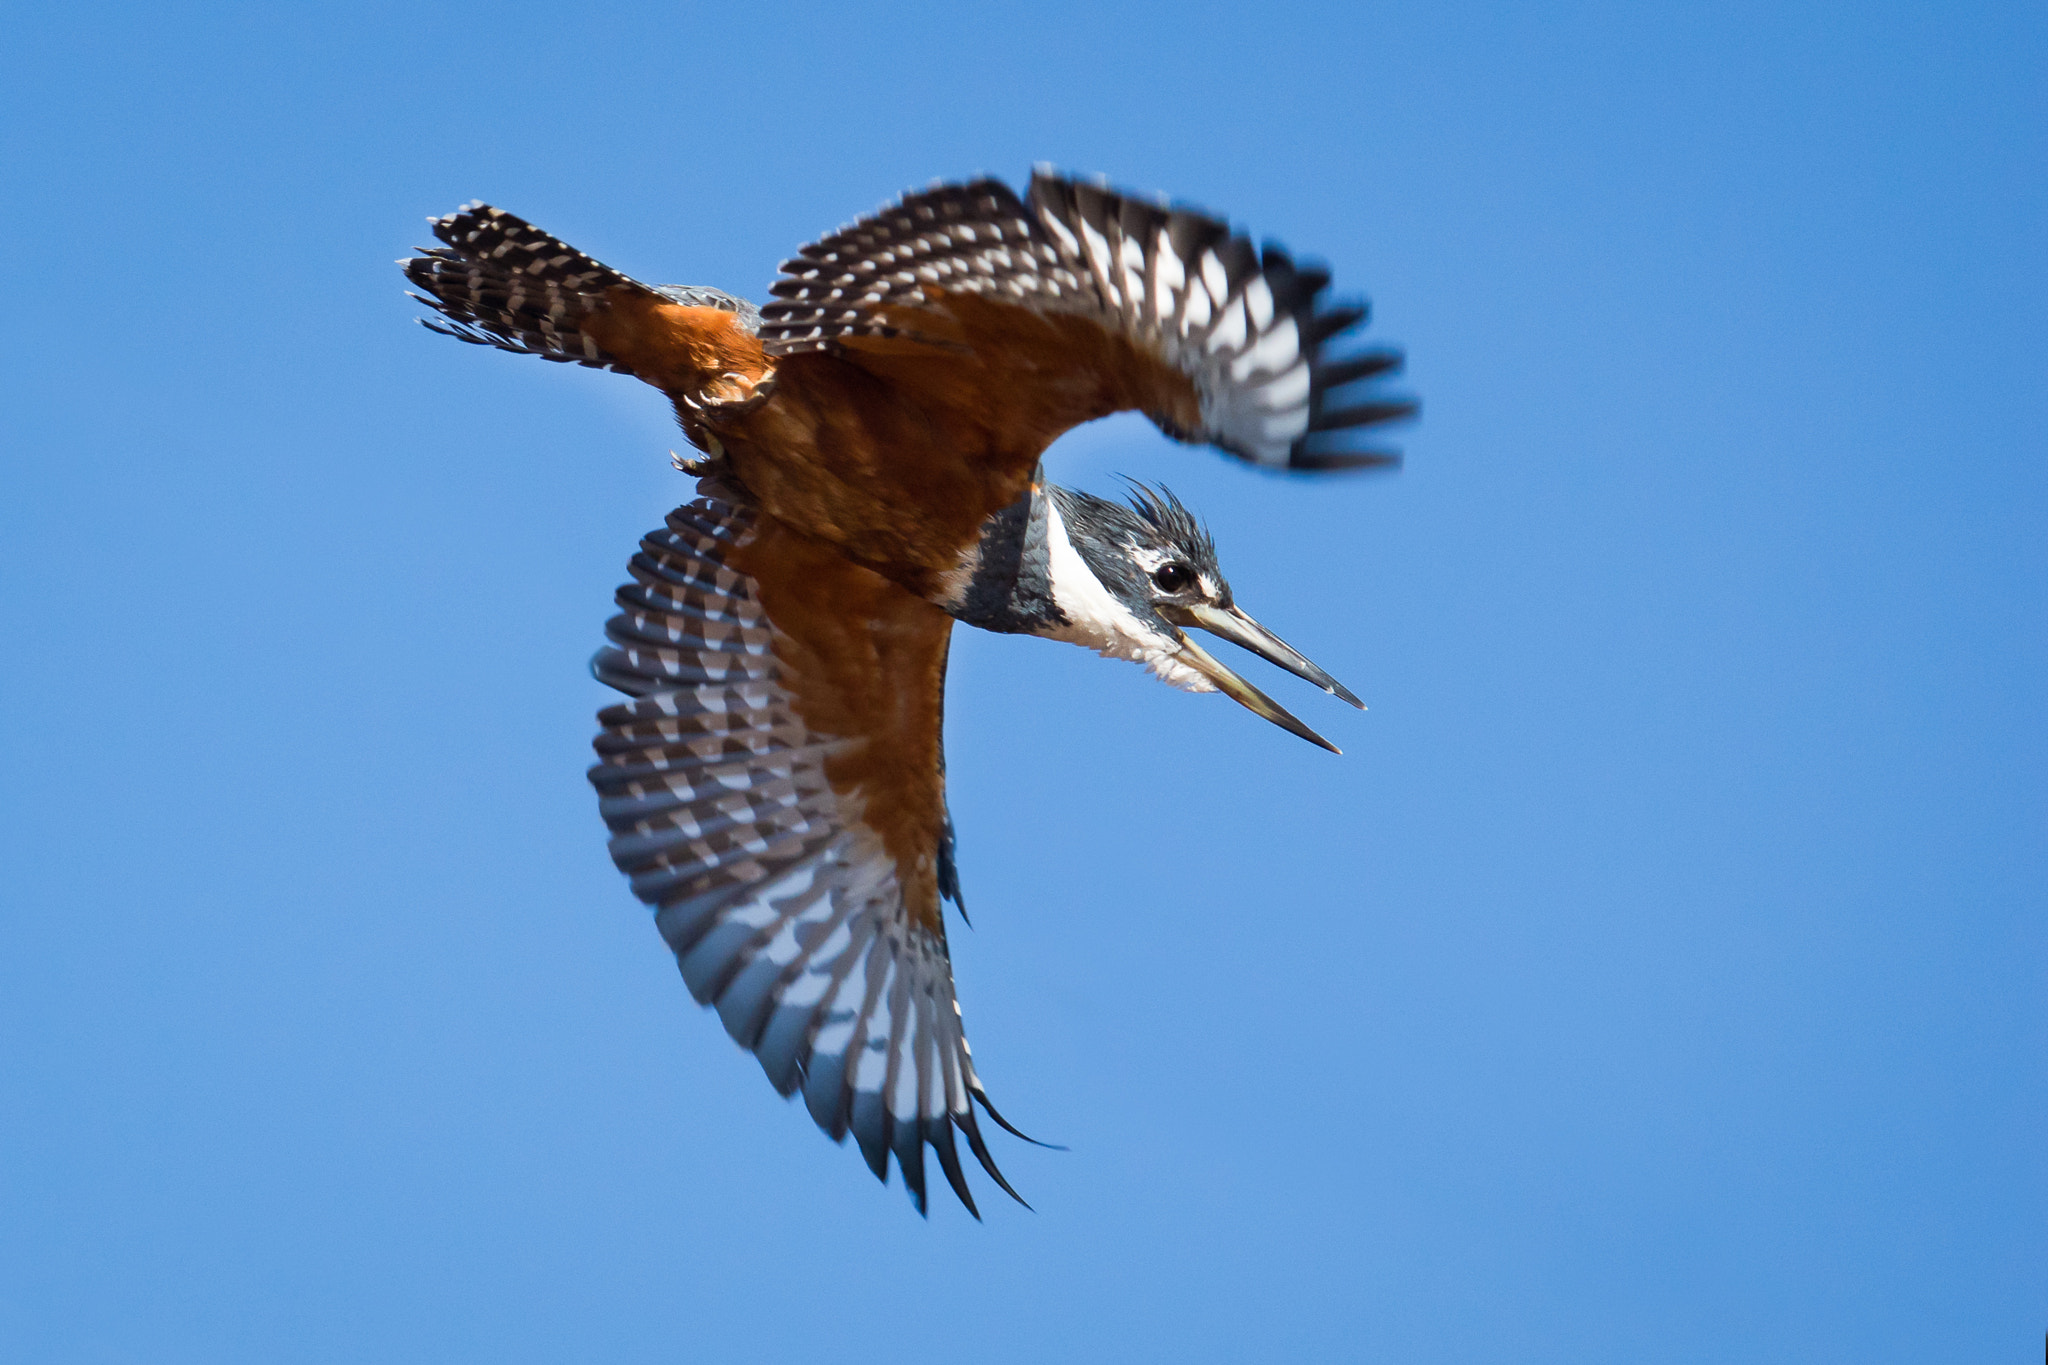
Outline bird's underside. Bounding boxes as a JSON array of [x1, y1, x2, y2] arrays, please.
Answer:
[[403, 167, 1413, 1214]]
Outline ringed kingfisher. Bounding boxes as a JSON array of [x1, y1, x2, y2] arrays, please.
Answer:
[[402, 168, 1414, 1215]]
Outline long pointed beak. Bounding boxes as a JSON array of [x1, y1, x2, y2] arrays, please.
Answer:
[[1164, 603, 1365, 708], [1169, 630, 1343, 754]]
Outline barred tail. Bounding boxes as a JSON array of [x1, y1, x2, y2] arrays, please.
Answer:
[[403, 203, 657, 374]]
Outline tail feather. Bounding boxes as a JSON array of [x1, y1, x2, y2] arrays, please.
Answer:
[[403, 203, 654, 374]]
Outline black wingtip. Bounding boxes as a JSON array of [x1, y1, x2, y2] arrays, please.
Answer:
[[893, 1117, 930, 1215], [1305, 303, 1369, 346], [852, 1092, 891, 1185], [1290, 450, 1405, 473], [931, 1121, 982, 1220], [1314, 350, 1405, 389], [957, 1107, 1035, 1211], [972, 1084, 1067, 1152], [1317, 399, 1420, 432]]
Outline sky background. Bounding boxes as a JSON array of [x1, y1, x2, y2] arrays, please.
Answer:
[[3, 1, 2043, 1361]]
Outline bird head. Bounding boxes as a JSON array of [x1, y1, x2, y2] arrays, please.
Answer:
[[1042, 483, 1363, 753]]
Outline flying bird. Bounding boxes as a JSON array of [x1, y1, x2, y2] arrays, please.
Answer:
[[402, 169, 1413, 1215]]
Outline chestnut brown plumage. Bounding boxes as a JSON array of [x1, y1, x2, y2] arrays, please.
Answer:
[[403, 168, 1413, 1214]]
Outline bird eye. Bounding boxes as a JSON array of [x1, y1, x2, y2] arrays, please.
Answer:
[[1152, 563, 1195, 593]]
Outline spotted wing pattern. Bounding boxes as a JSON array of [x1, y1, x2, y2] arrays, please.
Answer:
[[757, 169, 1413, 470], [758, 179, 1080, 350], [587, 488, 1024, 1215]]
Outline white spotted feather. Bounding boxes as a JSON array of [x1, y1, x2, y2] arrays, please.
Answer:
[[587, 488, 1026, 1215], [757, 169, 1414, 471]]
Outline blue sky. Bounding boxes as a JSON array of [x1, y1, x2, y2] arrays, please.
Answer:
[[3, 1, 2042, 1360]]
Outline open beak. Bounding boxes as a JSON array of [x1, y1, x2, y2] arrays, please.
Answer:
[[1162, 603, 1362, 754]]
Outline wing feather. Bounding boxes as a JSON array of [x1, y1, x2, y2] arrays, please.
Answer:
[[588, 486, 1024, 1215], [757, 169, 1414, 471]]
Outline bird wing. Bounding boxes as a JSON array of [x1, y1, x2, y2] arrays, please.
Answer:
[[587, 482, 1025, 1216], [756, 169, 1414, 475]]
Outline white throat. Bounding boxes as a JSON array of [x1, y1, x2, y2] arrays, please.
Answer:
[[1041, 498, 1213, 692]]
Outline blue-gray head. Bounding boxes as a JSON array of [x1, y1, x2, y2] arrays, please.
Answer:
[[1040, 482, 1362, 752]]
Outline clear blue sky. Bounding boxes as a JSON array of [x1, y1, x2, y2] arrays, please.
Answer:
[[3, 2, 2042, 1360]]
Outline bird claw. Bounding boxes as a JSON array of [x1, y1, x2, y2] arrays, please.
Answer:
[[671, 447, 718, 476]]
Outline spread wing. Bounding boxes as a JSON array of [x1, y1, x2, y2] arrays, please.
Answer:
[[756, 168, 1414, 473], [586, 484, 1027, 1215]]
